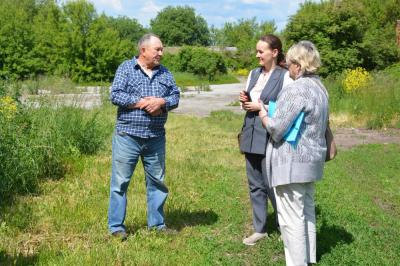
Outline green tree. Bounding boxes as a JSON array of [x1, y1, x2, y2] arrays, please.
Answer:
[[215, 18, 277, 70], [284, 0, 400, 76], [107, 16, 146, 45], [85, 15, 134, 81], [176, 46, 227, 80], [32, 0, 69, 75], [0, 0, 37, 79], [150, 6, 210, 46], [62, 0, 97, 81]]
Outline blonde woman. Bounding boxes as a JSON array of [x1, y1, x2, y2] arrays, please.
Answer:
[[259, 41, 328, 265]]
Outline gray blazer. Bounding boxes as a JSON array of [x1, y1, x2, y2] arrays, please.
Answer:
[[239, 66, 287, 155]]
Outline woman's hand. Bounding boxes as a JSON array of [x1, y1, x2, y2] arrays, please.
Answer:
[[239, 90, 250, 103], [242, 101, 261, 112], [258, 100, 269, 127]]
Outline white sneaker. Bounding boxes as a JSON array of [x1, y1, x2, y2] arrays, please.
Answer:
[[242, 232, 268, 246]]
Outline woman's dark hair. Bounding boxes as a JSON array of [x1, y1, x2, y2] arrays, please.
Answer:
[[259, 34, 286, 68]]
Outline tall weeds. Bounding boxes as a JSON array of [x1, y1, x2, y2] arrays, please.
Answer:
[[0, 95, 109, 201], [324, 64, 400, 129]]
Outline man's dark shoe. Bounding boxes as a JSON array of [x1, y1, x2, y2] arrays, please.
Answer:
[[112, 230, 128, 241]]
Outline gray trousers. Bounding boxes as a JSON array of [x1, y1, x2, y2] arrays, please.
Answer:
[[245, 153, 277, 233]]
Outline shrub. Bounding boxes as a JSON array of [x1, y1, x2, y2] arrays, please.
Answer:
[[0, 98, 108, 201], [0, 96, 17, 120], [176, 46, 227, 81], [342, 67, 371, 94], [161, 53, 181, 72], [324, 65, 399, 128], [235, 68, 250, 76]]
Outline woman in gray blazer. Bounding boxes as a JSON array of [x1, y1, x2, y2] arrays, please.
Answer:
[[259, 41, 328, 265], [239, 34, 292, 246]]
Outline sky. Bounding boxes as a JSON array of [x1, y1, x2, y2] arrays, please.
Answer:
[[87, 0, 313, 31]]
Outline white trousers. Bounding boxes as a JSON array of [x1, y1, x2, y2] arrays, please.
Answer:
[[274, 182, 316, 266]]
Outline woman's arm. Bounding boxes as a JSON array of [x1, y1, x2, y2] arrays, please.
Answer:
[[263, 84, 305, 142]]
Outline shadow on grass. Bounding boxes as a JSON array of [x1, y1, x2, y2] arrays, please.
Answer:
[[0, 251, 38, 266], [0, 197, 36, 232], [166, 209, 219, 231], [266, 211, 280, 235], [317, 220, 354, 260]]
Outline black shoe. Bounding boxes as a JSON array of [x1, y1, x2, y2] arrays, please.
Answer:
[[112, 230, 128, 241]]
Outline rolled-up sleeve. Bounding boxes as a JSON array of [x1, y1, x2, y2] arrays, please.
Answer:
[[266, 85, 305, 142], [110, 62, 140, 107], [163, 73, 180, 111]]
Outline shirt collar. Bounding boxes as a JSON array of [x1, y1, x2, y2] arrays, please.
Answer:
[[132, 56, 161, 72]]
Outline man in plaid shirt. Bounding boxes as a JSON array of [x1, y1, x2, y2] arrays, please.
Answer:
[[108, 33, 180, 240]]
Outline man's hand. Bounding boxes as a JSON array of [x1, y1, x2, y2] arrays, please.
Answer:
[[129, 97, 165, 116], [130, 98, 149, 110], [242, 101, 261, 112], [143, 97, 166, 116]]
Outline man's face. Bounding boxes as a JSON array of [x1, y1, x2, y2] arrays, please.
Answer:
[[141, 37, 163, 68]]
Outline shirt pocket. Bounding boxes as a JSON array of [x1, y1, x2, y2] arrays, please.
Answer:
[[126, 78, 143, 94], [157, 78, 172, 96]]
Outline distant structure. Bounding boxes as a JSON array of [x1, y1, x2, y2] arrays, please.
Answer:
[[164, 46, 238, 54], [397, 20, 400, 47]]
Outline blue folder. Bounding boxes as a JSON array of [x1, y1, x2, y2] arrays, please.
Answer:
[[268, 101, 304, 146]]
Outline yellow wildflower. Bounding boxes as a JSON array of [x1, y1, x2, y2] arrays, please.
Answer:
[[0, 96, 17, 120], [236, 68, 250, 76], [342, 67, 371, 93]]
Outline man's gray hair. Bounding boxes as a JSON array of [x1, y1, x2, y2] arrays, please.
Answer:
[[137, 33, 160, 53]]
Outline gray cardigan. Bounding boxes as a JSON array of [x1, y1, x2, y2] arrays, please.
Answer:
[[265, 75, 328, 187], [240, 66, 287, 155]]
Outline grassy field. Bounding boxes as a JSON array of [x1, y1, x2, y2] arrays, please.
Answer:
[[0, 107, 399, 265], [172, 72, 240, 88]]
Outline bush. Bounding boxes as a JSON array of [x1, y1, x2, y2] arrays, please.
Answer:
[[161, 53, 181, 72], [0, 98, 108, 201], [324, 66, 400, 128], [176, 46, 228, 81], [342, 67, 371, 94], [235, 68, 250, 76]]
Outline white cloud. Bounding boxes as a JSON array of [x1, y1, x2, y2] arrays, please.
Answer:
[[140, 1, 161, 14], [133, 1, 162, 26], [90, 0, 123, 12]]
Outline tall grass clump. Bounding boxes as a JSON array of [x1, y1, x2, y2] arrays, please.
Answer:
[[0, 92, 109, 202], [324, 65, 400, 128]]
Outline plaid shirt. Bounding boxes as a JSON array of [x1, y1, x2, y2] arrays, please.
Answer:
[[110, 57, 180, 138]]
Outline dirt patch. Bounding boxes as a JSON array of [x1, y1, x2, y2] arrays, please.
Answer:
[[333, 128, 400, 149]]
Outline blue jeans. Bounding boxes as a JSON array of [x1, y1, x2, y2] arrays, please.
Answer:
[[108, 132, 168, 233]]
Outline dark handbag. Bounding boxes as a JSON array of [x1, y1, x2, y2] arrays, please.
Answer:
[[310, 78, 337, 162], [237, 131, 244, 154], [325, 122, 337, 161]]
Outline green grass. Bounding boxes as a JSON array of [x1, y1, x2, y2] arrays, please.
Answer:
[[0, 109, 399, 265], [324, 64, 400, 129], [173, 71, 240, 88]]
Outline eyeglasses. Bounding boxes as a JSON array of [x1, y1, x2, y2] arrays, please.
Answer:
[[287, 60, 297, 67]]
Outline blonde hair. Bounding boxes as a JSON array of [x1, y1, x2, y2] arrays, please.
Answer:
[[286, 41, 321, 74]]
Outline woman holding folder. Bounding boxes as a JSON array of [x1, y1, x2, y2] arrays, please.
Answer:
[[238, 34, 292, 245], [259, 41, 329, 266]]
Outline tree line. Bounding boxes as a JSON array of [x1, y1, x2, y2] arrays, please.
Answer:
[[0, 0, 399, 82]]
